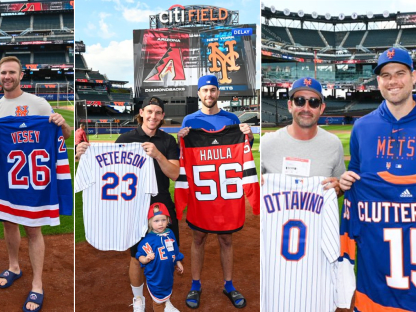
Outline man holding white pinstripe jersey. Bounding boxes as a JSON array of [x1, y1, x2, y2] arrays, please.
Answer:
[[75, 96, 181, 312], [260, 77, 345, 312]]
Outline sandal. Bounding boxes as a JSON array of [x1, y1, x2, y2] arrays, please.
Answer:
[[223, 289, 247, 309], [23, 291, 44, 312], [186, 289, 202, 309], [0, 270, 22, 289]]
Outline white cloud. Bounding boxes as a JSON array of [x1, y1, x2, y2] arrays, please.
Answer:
[[98, 12, 116, 39], [122, 7, 158, 22], [83, 40, 134, 87]]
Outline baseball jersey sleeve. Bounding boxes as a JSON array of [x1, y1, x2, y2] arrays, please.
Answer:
[[56, 128, 73, 216], [321, 188, 340, 263], [74, 146, 95, 193], [336, 190, 358, 309], [242, 135, 260, 215], [174, 137, 189, 220]]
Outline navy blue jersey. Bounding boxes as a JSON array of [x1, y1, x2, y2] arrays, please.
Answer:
[[348, 96, 416, 175], [136, 229, 184, 302], [338, 172, 416, 311], [0, 115, 72, 226]]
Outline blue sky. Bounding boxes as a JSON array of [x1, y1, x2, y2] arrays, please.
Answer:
[[75, 0, 260, 88]]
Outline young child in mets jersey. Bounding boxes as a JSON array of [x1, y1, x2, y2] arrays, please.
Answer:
[[136, 203, 184, 312]]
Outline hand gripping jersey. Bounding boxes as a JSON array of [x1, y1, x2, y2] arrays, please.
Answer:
[[75, 143, 158, 251], [0, 116, 72, 226], [261, 174, 340, 312], [136, 230, 184, 303], [337, 172, 416, 312], [175, 125, 260, 233]]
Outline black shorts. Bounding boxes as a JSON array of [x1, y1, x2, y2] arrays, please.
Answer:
[[129, 202, 180, 258]]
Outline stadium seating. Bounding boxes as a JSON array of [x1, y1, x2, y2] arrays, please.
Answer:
[[34, 52, 66, 64], [75, 54, 88, 69], [33, 14, 61, 30], [0, 15, 31, 32], [289, 28, 326, 48], [364, 30, 398, 48], [75, 71, 88, 79], [400, 28, 416, 46], [343, 31, 366, 48], [110, 93, 132, 101], [262, 25, 292, 43], [88, 72, 106, 80], [62, 13, 74, 28], [78, 91, 111, 101]]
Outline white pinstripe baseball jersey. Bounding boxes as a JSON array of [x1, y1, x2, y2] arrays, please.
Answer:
[[75, 143, 158, 251], [261, 174, 340, 312]]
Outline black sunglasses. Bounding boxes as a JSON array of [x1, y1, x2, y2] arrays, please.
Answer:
[[292, 96, 322, 109]]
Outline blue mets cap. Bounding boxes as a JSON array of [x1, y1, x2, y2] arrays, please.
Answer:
[[373, 48, 414, 75], [289, 77, 324, 101], [198, 75, 219, 90]]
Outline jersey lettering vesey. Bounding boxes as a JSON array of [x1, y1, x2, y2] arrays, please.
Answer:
[[75, 143, 158, 251], [175, 125, 260, 233], [0, 116, 72, 226]]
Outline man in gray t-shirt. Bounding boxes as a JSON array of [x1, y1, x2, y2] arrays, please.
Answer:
[[261, 77, 345, 196]]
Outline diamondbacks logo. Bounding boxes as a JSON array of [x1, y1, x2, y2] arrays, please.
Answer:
[[208, 40, 239, 84], [15, 106, 28, 116], [144, 47, 185, 82], [387, 49, 395, 59], [303, 78, 312, 86]]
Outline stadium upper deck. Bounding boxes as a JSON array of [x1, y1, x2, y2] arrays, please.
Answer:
[[0, 0, 74, 98]]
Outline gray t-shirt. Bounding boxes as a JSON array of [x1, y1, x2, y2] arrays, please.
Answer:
[[261, 126, 345, 178], [0, 92, 53, 117]]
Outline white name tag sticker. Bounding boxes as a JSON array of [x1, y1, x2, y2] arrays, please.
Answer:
[[165, 239, 174, 252], [282, 157, 311, 177]]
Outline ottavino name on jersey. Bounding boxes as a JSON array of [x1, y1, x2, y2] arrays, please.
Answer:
[[0, 115, 72, 226]]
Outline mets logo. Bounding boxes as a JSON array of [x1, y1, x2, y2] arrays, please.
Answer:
[[15, 106, 29, 116], [387, 49, 395, 59], [29, 294, 38, 300], [303, 78, 312, 87], [208, 40, 240, 84], [386, 162, 391, 170]]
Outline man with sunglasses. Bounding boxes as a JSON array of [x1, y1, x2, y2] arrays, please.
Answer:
[[261, 76, 345, 191]]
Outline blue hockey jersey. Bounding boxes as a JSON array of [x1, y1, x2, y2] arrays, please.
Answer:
[[0, 116, 73, 226], [337, 172, 416, 312], [136, 229, 184, 302], [348, 95, 416, 175]]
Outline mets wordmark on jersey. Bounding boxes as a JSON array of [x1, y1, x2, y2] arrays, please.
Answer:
[[174, 125, 260, 233], [261, 174, 339, 312], [75, 143, 158, 251], [0, 116, 72, 226], [337, 172, 416, 312]]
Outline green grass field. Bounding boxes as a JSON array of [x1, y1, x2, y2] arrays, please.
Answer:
[[0, 108, 75, 238]]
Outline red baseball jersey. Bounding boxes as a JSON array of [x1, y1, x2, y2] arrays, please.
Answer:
[[175, 125, 260, 233]]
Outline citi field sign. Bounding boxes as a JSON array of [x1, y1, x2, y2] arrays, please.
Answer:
[[156, 5, 230, 26]]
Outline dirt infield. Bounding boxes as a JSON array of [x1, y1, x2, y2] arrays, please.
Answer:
[[75, 200, 260, 311], [0, 234, 74, 311]]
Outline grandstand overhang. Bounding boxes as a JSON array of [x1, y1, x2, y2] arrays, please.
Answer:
[[262, 7, 400, 25], [149, 5, 238, 29]]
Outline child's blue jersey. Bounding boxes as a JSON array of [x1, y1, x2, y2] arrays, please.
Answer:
[[136, 229, 184, 302]]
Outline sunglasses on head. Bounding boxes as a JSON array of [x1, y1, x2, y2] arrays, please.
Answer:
[[292, 96, 322, 109]]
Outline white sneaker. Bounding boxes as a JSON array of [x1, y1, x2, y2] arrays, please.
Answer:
[[131, 296, 145, 312], [165, 299, 180, 312]]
